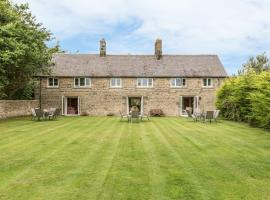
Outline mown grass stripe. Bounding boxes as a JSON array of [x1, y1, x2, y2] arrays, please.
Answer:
[[0, 117, 108, 190]]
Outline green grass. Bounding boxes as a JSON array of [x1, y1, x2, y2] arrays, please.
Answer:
[[0, 117, 270, 200]]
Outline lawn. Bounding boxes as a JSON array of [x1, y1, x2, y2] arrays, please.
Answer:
[[0, 117, 270, 200]]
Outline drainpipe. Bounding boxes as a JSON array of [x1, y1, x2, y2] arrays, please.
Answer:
[[39, 77, 42, 109]]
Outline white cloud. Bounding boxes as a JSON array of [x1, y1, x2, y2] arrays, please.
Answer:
[[12, 0, 270, 73]]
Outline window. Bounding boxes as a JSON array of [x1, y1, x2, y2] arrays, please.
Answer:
[[203, 78, 213, 87], [47, 77, 59, 87], [110, 78, 122, 88], [74, 77, 91, 88], [170, 78, 186, 87], [137, 78, 153, 88]]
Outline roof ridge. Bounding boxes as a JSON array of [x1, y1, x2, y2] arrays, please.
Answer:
[[53, 53, 219, 56]]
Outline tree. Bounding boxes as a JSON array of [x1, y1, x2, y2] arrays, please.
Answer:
[[239, 53, 270, 75], [0, 0, 60, 99], [217, 53, 270, 129]]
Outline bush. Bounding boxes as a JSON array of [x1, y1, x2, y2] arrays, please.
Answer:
[[216, 71, 270, 129]]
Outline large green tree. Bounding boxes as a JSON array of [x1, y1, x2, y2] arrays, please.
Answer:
[[217, 54, 270, 129], [0, 0, 59, 99], [239, 53, 270, 74]]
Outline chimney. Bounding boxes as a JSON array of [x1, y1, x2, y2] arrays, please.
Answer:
[[155, 39, 162, 60], [100, 38, 106, 57]]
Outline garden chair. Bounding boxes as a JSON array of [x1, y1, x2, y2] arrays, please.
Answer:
[[34, 108, 44, 121], [119, 111, 130, 122], [31, 108, 37, 120], [48, 108, 61, 120], [140, 112, 150, 121], [131, 111, 140, 122], [213, 110, 220, 122], [205, 111, 214, 123], [186, 110, 198, 121]]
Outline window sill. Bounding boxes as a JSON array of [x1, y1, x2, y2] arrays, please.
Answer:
[[136, 86, 153, 89], [46, 86, 59, 89], [202, 86, 214, 88], [170, 86, 187, 89], [74, 87, 91, 89]]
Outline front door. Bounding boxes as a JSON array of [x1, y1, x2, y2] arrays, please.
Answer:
[[67, 97, 78, 115]]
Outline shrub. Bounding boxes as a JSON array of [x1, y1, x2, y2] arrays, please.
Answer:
[[216, 71, 270, 129]]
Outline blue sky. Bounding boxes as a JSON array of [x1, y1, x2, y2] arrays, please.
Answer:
[[13, 0, 270, 74]]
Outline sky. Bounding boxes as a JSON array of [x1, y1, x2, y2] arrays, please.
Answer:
[[12, 0, 270, 74]]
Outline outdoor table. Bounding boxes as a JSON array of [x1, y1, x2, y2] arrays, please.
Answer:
[[194, 112, 206, 121]]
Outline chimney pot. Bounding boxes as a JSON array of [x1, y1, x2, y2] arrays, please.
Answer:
[[100, 38, 106, 57], [155, 39, 162, 60]]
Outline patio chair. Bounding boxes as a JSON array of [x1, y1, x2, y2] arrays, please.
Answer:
[[31, 108, 37, 120], [205, 111, 214, 123], [34, 108, 44, 121], [48, 108, 61, 120], [140, 112, 150, 121], [119, 111, 130, 122], [213, 110, 220, 122], [186, 110, 198, 121], [131, 111, 140, 122]]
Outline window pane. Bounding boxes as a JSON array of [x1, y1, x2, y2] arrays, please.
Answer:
[[138, 79, 141, 86], [203, 79, 207, 86], [75, 78, 79, 86], [208, 79, 211, 86], [175, 78, 181, 86], [80, 78, 85, 86], [116, 78, 121, 86], [54, 78, 58, 86], [148, 78, 152, 86], [48, 78, 54, 86], [182, 79, 186, 86], [111, 78, 115, 86], [143, 78, 147, 86], [86, 78, 90, 86]]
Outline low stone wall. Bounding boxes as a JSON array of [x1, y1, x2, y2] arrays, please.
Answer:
[[0, 100, 39, 119]]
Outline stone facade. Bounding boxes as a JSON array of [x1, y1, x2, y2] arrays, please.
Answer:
[[0, 100, 38, 119], [39, 77, 224, 116]]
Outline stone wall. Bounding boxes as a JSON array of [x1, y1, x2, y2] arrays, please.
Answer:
[[39, 77, 224, 116], [0, 100, 39, 119]]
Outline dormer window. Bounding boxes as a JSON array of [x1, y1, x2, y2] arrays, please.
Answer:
[[47, 77, 59, 88], [170, 78, 186, 87], [74, 77, 91, 88]]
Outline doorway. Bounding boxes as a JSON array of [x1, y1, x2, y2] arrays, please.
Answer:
[[183, 97, 194, 113], [66, 97, 79, 115], [128, 97, 141, 113], [180, 96, 199, 116]]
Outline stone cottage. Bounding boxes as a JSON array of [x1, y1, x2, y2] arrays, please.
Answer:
[[37, 39, 227, 116]]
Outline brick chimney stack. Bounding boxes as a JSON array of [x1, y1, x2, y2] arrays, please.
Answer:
[[155, 39, 162, 60], [100, 38, 106, 57]]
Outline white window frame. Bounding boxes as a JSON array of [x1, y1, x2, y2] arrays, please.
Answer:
[[47, 77, 59, 88], [170, 78, 186, 88], [137, 78, 153, 88], [202, 78, 213, 88], [74, 77, 91, 88], [110, 78, 122, 88]]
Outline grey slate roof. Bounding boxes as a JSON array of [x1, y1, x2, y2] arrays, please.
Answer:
[[46, 54, 227, 77]]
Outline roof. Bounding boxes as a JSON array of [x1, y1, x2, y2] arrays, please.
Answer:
[[45, 54, 227, 78]]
